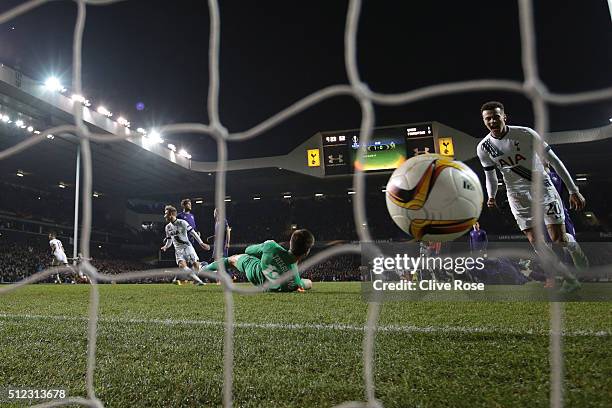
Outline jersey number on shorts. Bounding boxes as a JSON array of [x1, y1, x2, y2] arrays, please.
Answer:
[[546, 202, 561, 216]]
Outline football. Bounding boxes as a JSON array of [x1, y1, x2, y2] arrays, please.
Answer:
[[386, 154, 483, 241]]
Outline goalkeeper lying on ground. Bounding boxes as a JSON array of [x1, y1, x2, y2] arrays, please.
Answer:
[[204, 229, 314, 292]]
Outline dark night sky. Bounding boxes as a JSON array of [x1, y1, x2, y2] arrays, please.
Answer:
[[1, 0, 611, 162]]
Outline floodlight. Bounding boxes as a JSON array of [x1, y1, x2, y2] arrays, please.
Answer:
[[97, 106, 113, 117], [44, 77, 64, 92], [117, 117, 130, 127], [72, 94, 84, 102], [149, 130, 164, 144]]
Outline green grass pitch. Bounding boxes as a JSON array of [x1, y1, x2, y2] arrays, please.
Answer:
[[0, 283, 610, 407]]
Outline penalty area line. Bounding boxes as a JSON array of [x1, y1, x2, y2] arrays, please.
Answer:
[[0, 313, 609, 337]]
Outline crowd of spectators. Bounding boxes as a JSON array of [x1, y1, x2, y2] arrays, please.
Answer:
[[0, 181, 134, 239], [0, 237, 159, 283], [0, 182, 73, 224], [0, 234, 366, 283], [2, 176, 612, 284], [187, 185, 612, 245], [302, 254, 362, 281], [0, 242, 49, 282], [188, 195, 404, 245]]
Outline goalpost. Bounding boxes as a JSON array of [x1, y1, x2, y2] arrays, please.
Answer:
[[0, 0, 611, 407]]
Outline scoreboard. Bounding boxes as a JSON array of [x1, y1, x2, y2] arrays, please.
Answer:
[[321, 123, 435, 176]]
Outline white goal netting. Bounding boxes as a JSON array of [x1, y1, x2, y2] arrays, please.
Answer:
[[1, 0, 611, 407]]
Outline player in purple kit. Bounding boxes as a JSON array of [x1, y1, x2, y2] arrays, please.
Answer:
[[469, 222, 488, 257], [213, 207, 231, 258], [545, 164, 589, 269], [205, 208, 232, 284], [177, 199, 198, 244]]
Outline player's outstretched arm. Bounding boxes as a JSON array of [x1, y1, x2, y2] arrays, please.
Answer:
[[245, 242, 265, 259], [477, 144, 498, 208], [483, 169, 498, 208], [568, 192, 586, 211], [189, 228, 210, 250], [160, 237, 171, 252], [529, 127, 584, 210], [546, 151, 585, 210]]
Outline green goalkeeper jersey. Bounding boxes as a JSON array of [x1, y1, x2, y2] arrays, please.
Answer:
[[238, 240, 306, 292]]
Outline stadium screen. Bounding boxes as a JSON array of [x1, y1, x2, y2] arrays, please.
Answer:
[[321, 124, 435, 175]]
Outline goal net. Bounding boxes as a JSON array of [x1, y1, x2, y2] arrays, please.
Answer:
[[0, 0, 611, 407]]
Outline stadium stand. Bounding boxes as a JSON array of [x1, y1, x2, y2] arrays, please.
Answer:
[[3, 180, 611, 284]]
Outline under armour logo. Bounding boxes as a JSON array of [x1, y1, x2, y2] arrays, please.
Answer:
[[514, 141, 520, 151], [413, 147, 430, 156], [328, 154, 344, 164]]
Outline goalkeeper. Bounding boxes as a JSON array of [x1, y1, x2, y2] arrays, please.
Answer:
[[204, 229, 314, 292]]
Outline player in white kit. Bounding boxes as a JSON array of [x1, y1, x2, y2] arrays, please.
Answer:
[[477, 101, 586, 292], [161, 205, 210, 285], [49, 232, 71, 283], [49, 232, 69, 267]]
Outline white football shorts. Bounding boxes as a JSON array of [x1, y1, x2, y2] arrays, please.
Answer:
[[508, 185, 565, 231], [175, 245, 199, 266], [53, 252, 68, 265]]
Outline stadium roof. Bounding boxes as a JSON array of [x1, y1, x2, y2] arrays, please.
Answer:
[[0, 64, 329, 199], [1, 63, 611, 201], [0, 64, 424, 199]]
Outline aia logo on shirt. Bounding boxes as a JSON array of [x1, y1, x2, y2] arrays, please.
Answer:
[[498, 154, 527, 167]]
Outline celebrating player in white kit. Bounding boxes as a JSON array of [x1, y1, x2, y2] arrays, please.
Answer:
[[49, 232, 69, 267], [49, 232, 71, 283], [161, 205, 210, 285], [477, 101, 586, 292]]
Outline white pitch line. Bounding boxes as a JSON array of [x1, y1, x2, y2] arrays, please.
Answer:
[[0, 313, 608, 337]]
